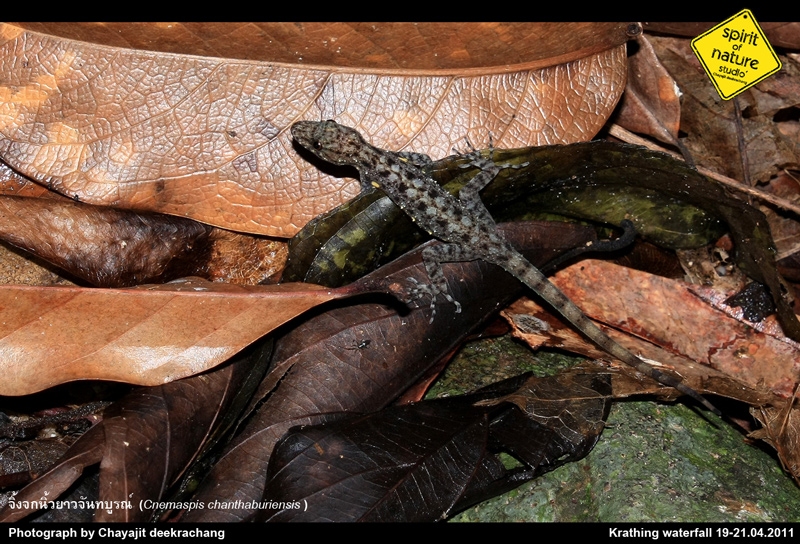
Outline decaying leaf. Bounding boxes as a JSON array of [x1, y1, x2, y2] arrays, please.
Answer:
[[751, 391, 800, 482], [648, 36, 800, 185], [201, 228, 286, 285], [0, 278, 356, 395], [765, 200, 800, 317], [0, 23, 628, 236], [505, 259, 797, 405], [479, 367, 610, 437]]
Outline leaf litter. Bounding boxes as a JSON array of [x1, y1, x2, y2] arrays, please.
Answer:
[[1, 23, 800, 521]]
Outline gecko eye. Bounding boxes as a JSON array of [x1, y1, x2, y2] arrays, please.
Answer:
[[313, 140, 323, 150]]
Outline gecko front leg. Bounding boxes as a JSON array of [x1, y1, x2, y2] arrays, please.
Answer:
[[455, 139, 529, 227], [406, 144, 528, 321]]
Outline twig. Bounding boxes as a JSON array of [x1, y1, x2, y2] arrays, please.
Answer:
[[732, 97, 752, 189]]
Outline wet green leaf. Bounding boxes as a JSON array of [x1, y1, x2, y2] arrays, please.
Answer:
[[286, 141, 799, 341]]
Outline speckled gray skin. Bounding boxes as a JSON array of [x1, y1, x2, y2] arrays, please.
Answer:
[[291, 120, 719, 415]]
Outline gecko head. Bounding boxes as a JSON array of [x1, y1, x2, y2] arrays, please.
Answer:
[[291, 120, 366, 166]]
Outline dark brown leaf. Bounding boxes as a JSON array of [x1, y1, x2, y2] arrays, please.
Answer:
[[261, 404, 494, 522], [260, 369, 609, 521], [184, 222, 596, 521], [0, 196, 211, 287], [478, 368, 611, 445], [95, 343, 272, 522], [0, 342, 271, 522]]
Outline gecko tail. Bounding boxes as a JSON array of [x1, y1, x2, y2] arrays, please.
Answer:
[[580, 315, 722, 416], [644, 365, 722, 416], [567, 299, 722, 416]]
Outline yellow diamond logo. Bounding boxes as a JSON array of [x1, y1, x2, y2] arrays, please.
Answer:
[[691, 10, 781, 100]]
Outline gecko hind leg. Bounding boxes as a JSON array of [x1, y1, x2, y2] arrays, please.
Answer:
[[404, 276, 459, 324], [404, 242, 483, 323]]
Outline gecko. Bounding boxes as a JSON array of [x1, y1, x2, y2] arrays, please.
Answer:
[[291, 120, 720, 415]]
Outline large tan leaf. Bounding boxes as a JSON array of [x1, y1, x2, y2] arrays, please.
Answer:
[[0, 159, 59, 199], [0, 23, 629, 236], [0, 278, 348, 395]]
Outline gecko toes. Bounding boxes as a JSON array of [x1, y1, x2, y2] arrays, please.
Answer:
[[402, 276, 462, 321]]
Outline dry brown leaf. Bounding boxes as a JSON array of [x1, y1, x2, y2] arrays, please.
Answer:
[[502, 297, 755, 404], [751, 394, 800, 481], [756, 174, 800, 262], [648, 36, 800, 185], [0, 278, 349, 395], [0, 23, 629, 236], [504, 260, 799, 403], [9, 22, 632, 70], [613, 34, 681, 146], [0, 196, 212, 287], [201, 228, 287, 285], [0, 195, 286, 287]]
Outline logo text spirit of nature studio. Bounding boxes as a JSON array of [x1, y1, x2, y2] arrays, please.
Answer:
[[691, 10, 781, 100]]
